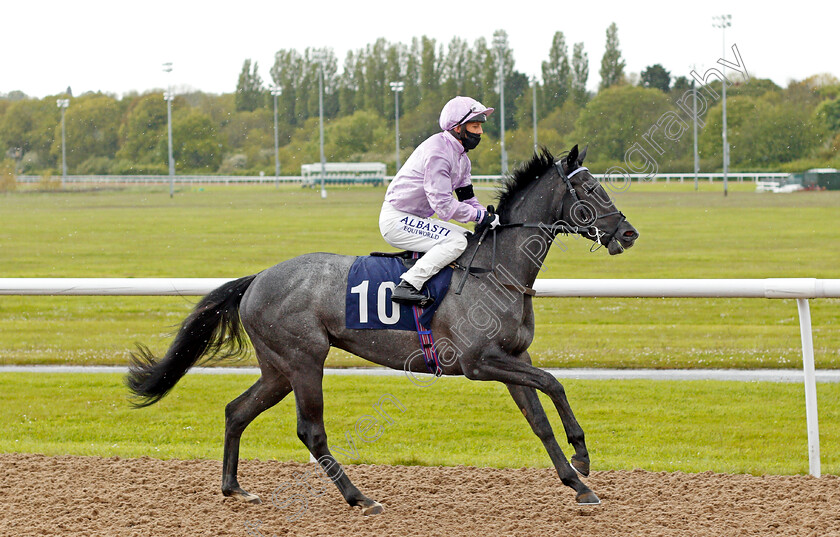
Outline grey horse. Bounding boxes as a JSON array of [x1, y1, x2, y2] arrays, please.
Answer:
[[127, 145, 639, 514]]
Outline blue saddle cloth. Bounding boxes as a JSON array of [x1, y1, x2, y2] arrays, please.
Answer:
[[345, 255, 453, 331]]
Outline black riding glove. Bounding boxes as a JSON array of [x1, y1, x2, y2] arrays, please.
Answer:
[[475, 205, 500, 234]]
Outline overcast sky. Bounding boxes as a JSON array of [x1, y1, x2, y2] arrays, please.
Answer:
[[3, 0, 837, 99]]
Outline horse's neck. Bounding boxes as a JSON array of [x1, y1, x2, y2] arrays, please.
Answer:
[[483, 180, 563, 288], [484, 226, 555, 288]]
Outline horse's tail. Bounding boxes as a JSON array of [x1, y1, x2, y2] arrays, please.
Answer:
[[126, 274, 259, 408]]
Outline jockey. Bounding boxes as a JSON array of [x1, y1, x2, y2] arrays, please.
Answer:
[[380, 96, 500, 307]]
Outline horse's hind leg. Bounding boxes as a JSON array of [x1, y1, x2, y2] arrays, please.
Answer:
[[222, 374, 292, 503], [292, 371, 384, 516]]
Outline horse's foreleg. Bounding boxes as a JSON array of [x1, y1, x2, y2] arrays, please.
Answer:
[[464, 351, 596, 503], [506, 382, 599, 504], [222, 376, 292, 503], [292, 375, 384, 516]]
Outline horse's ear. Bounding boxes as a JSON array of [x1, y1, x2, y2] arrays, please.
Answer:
[[567, 144, 579, 166], [579, 144, 588, 164]]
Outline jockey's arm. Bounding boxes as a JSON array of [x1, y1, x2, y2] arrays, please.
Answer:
[[454, 171, 484, 213]]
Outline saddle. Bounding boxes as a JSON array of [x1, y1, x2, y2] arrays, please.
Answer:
[[369, 250, 489, 275], [369, 250, 424, 269]]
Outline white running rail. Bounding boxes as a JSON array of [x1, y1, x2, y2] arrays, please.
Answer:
[[2, 277, 838, 477]]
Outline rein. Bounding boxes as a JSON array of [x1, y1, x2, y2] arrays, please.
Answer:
[[454, 160, 626, 296]]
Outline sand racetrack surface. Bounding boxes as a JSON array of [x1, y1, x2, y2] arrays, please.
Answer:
[[1, 454, 839, 536]]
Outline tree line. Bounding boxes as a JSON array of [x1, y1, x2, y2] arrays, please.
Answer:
[[2, 24, 839, 180]]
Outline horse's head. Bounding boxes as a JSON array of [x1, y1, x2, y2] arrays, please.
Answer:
[[553, 144, 639, 255]]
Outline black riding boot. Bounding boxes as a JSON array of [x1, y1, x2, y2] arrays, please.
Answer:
[[391, 280, 434, 308]]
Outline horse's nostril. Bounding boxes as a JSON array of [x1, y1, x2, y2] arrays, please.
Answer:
[[623, 230, 638, 240]]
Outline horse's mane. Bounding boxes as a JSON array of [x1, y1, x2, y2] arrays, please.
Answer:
[[495, 147, 561, 216]]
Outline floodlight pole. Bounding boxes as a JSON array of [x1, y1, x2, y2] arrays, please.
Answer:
[[493, 30, 508, 175], [271, 87, 282, 189], [314, 50, 327, 199], [531, 76, 538, 154], [163, 62, 175, 198], [56, 98, 70, 187], [692, 74, 699, 192], [389, 81, 404, 173], [713, 15, 732, 197]]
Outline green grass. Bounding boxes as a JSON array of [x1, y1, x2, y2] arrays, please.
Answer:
[[2, 372, 838, 475], [1, 182, 839, 368]]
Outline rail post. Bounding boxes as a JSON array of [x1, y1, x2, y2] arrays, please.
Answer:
[[796, 298, 820, 477]]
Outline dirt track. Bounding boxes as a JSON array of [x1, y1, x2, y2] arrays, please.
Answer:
[[1, 453, 838, 536]]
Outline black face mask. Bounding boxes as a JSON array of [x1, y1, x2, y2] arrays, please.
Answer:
[[461, 130, 481, 151]]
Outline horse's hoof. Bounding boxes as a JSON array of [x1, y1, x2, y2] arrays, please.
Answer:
[[576, 490, 601, 505], [571, 456, 590, 477], [224, 489, 262, 504], [362, 500, 384, 516]]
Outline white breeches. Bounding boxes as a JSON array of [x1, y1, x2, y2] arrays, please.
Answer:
[[379, 202, 469, 289]]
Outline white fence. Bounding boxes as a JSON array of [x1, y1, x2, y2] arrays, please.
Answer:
[[2, 277, 838, 477], [16, 172, 789, 186]]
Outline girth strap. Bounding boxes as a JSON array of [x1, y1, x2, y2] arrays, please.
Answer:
[[501, 282, 537, 296]]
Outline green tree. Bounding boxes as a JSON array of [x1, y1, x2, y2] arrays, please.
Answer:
[[640, 64, 671, 93], [672, 76, 692, 94], [505, 71, 530, 132], [221, 109, 275, 166], [513, 80, 537, 135], [3, 90, 28, 102], [465, 37, 492, 105], [441, 37, 470, 96], [419, 36, 440, 97], [304, 48, 340, 120], [53, 93, 120, 171], [270, 49, 305, 126], [187, 92, 236, 130], [0, 158, 16, 191], [402, 39, 422, 110], [166, 109, 224, 172], [541, 31, 571, 112], [399, 97, 443, 147], [599, 22, 625, 91], [384, 42, 404, 126], [571, 42, 590, 107], [573, 85, 675, 163], [727, 78, 781, 99], [338, 50, 358, 116], [363, 39, 389, 117], [504, 126, 564, 169], [277, 117, 317, 171], [815, 98, 840, 134], [116, 93, 167, 164], [487, 30, 516, 139], [351, 49, 368, 112], [235, 59, 265, 112], [540, 100, 581, 142], [0, 97, 58, 168], [699, 95, 824, 168], [323, 109, 389, 159]]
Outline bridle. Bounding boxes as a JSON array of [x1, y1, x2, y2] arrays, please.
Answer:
[[551, 159, 627, 253], [454, 157, 627, 295], [495, 159, 626, 250]]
